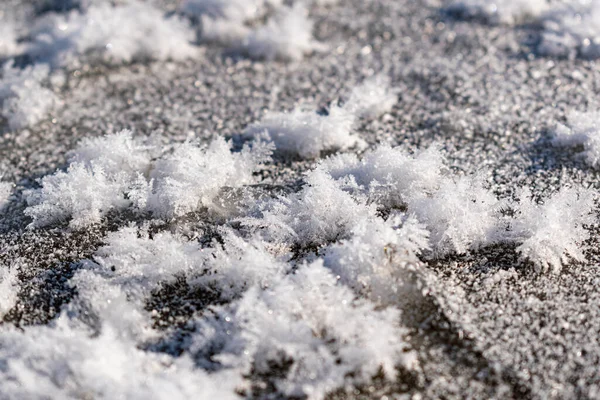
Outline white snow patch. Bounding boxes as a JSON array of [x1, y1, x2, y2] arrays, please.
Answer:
[[244, 77, 396, 158], [0, 180, 12, 211], [0, 62, 59, 130], [27, 1, 196, 67], [0, 315, 240, 400], [25, 132, 273, 227], [191, 261, 414, 399], [553, 110, 600, 167], [243, 3, 323, 61]]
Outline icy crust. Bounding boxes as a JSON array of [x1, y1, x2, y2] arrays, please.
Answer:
[[24, 131, 272, 228], [244, 76, 397, 158], [445, 0, 549, 25], [0, 62, 59, 131], [26, 1, 196, 67]]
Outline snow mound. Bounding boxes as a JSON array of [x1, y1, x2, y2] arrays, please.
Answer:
[[0, 62, 59, 131], [244, 77, 396, 158], [445, 0, 549, 25], [553, 111, 600, 167], [27, 1, 196, 68]]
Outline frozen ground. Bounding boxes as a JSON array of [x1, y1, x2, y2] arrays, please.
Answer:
[[1, 0, 600, 399]]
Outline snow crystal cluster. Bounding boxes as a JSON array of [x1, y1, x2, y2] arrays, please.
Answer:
[[553, 110, 600, 167], [25, 130, 272, 228], [0, 62, 58, 130], [184, 0, 323, 61], [244, 75, 397, 158], [27, 1, 196, 67]]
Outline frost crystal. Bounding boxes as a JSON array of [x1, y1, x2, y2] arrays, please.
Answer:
[[0, 315, 240, 400], [24, 131, 152, 228], [324, 214, 429, 304], [24, 132, 273, 227], [553, 111, 600, 167], [408, 175, 502, 255], [511, 188, 595, 272], [243, 4, 323, 61], [0, 62, 58, 130], [191, 261, 414, 399], [0, 20, 19, 58], [148, 136, 273, 218], [244, 77, 397, 158], [320, 144, 445, 207], [27, 1, 196, 67]]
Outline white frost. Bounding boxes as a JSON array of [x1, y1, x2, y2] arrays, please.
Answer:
[[27, 1, 196, 67], [553, 110, 600, 167], [0, 62, 59, 131]]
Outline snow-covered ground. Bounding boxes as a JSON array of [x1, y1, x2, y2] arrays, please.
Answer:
[[1, 0, 600, 398]]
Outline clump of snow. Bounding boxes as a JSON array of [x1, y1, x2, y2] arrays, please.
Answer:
[[24, 130, 152, 228], [244, 106, 360, 159], [27, 1, 196, 68], [0, 180, 12, 211], [553, 111, 600, 167], [537, 1, 600, 59], [320, 144, 445, 207], [445, 0, 549, 25], [244, 77, 396, 158], [324, 214, 429, 305], [344, 75, 398, 119], [0, 265, 18, 318], [0, 314, 240, 399], [148, 136, 273, 218], [408, 174, 503, 255], [191, 261, 415, 399], [24, 132, 273, 228], [243, 3, 323, 61], [190, 1, 322, 62], [0, 62, 59, 130], [511, 187, 596, 272], [242, 168, 376, 248]]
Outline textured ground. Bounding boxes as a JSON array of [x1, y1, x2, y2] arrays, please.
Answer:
[[2, 0, 600, 399]]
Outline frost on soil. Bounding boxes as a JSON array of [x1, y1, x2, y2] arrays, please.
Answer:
[[553, 110, 600, 167], [244, 76, 396, 158], [26, 1, 196, 67], [0, 62, 58, 131]]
